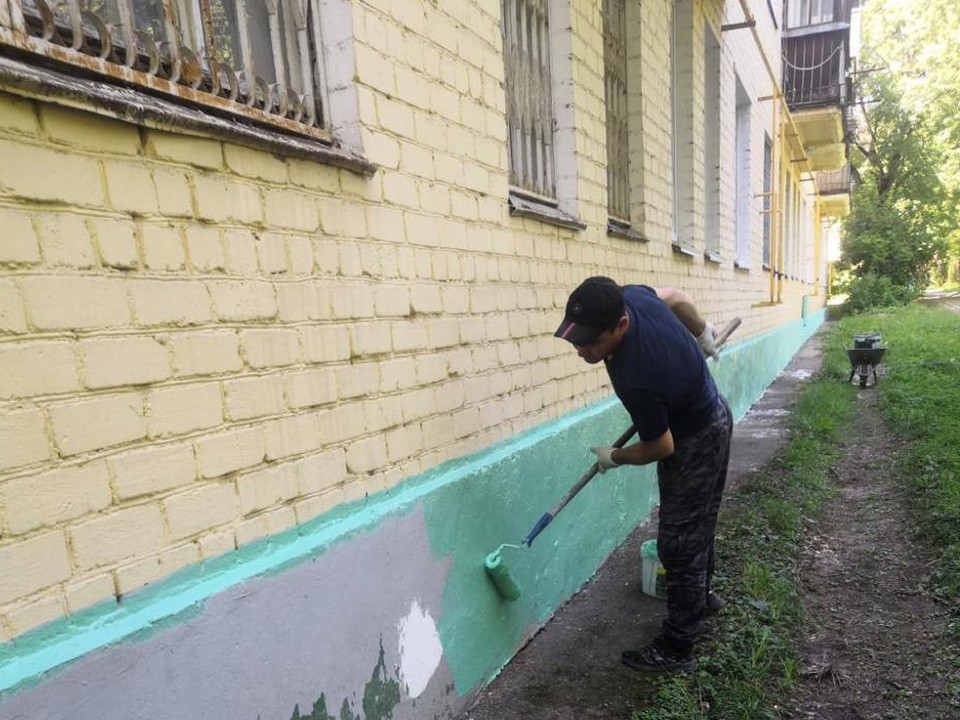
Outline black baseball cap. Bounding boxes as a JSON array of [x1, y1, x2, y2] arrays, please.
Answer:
[[554, 276, 625, 346]]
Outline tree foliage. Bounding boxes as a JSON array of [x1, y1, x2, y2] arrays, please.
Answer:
[[842, 75, 947, 289], [839, 0, 960, 304]]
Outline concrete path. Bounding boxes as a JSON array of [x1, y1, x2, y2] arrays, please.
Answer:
[[456, 328, 826, 720]]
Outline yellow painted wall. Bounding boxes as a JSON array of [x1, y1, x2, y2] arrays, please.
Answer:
[[0, 0, 824, 641]]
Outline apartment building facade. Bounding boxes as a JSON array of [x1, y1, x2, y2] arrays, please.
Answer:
[[0, 0, 848, 717]]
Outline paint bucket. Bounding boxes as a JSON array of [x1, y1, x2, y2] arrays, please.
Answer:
[[640, 539, 667, 599]]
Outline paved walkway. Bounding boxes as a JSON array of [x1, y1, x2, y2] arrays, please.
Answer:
[[457, 329, 826, 720]]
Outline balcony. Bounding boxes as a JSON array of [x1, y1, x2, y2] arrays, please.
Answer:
[[782, 0, 853, 172], [783, 32, 848, 110], [816, 166, 853, 217]]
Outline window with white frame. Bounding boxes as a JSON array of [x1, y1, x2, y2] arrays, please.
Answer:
[[603, 0, 629, 224], [502, 0, 554, 199], [0, 0, 350, 144], [734, 75, 752, 268], [703, 24, 721, 259], [786, 0, 835, 29], [500, 0, 580, 227], [670, 0, 694, 252]]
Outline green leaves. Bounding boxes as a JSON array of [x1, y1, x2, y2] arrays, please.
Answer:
[[840, 1, 960, 296]]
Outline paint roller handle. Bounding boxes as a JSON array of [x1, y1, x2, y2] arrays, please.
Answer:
[[522, 512, 554, 547], [522, 424, 638, 548], [712, 317, 741, 356]]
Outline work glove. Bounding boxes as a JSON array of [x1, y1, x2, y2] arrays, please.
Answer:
[[591, 446, 620, 473], [697, 322, 720, 361]]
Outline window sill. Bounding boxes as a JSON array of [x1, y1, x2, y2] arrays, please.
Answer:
[[0, 54, 377, 176], [734, 261, 752, 272], [508, 191, 586, 231], [704, 251, 723, 264], [671, 243, 697, 258], [607, 220, 647, 242]]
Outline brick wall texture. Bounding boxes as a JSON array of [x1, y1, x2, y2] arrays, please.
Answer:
[[0, 0, 827, 639]]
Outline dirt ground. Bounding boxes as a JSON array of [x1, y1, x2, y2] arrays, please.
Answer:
[[458, 327, 958, 719], [786, 389, 956, 719]]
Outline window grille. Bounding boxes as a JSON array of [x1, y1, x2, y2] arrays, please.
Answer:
[[0, 0, 331, 140], [603, 0, 629, 222], [501, 0, 555, 200]]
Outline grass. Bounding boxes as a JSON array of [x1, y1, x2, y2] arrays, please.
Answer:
[[826, 305, 960, 601], [631, 302, 960, 718], [631, 353, 854, 720]]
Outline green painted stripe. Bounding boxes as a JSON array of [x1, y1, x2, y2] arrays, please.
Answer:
[[0, 396, 621, 695], [0, 310, 824, 697]]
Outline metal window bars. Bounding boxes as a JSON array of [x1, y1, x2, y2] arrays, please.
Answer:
[[602, 0, 629, 223], [782, 34, 846, 108], [501, 0, 555, 201], [0, 0, 330, 140]]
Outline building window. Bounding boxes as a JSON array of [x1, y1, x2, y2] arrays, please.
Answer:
[[603, 0, 630, 224], [703, 25, 721, 259], [734, 75, 752, 268], [502, 0, 554, 199], [786, 0, 835, 29], [0, 0, 341, 142], [762, 135, 772, 268], [670, 0, 694, 252], [501, 0, 580, 228]]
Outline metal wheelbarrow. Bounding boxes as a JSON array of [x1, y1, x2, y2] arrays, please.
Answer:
[[846, 346, 886, 388]]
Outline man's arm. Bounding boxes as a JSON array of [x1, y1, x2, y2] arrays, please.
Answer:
[[655, 286, 718, 359], [591, 429, 674, 471], [654, 286, 706, 336]]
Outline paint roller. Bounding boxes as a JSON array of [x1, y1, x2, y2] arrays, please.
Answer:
[[483, 425, 637, 600], [485, 316, 742, 601]]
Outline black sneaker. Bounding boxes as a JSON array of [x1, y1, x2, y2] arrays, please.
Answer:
[[706, 592, 727, 617], [621, 638, 696, 673]]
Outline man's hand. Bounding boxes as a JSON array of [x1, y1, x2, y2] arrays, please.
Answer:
[[697, 322, 719, 360], [591, 446, 619, 473]]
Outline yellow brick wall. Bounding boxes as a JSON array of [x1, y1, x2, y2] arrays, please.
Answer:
[[0, 0, 823, 639]]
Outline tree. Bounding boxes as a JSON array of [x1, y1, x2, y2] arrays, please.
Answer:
[[838, 0, 960, 302], [841, 74, 947, 289]]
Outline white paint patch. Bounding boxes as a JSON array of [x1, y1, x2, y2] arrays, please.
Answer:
[[782, 369, 812, 380], [397, 599, 443, 699]]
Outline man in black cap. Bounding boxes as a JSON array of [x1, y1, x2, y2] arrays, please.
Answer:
[[554, 276, 733, 672]]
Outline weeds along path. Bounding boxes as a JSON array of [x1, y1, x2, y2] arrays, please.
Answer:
[[787, 389, 956, 719]]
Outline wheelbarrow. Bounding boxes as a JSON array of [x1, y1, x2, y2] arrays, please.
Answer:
[[846, 333, 886, 388]]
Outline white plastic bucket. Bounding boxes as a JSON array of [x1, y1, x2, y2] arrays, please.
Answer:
[[640, 539, 667, 599]]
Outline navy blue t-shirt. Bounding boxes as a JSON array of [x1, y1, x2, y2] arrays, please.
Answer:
[[604, 285, 719, 442]]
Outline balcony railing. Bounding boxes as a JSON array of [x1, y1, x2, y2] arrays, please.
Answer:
[[783, 31, 847, 108], [817, 165, 853, 195]]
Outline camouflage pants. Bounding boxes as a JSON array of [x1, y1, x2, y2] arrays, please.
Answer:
[[655, 396, 733, 650]]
